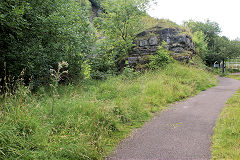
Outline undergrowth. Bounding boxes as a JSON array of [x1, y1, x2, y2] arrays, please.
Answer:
[[0, 63, 217, 160]]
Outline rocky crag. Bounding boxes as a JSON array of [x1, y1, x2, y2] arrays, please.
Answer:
[[128, 26, 196, 68]]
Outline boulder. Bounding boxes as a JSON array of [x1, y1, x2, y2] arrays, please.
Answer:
[[128, 26, 196, 67]]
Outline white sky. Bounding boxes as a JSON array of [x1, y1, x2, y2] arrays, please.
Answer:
[[147, 0, 240, 40]]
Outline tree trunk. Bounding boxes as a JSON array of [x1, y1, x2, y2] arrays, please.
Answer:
[[222, 58, 225, 74]]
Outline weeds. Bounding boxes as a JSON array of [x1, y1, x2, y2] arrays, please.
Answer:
[[49, 61, 69, 115], [0, 62, 217, 159]]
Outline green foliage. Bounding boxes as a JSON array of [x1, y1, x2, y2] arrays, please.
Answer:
[[121, 62, 140, 80], [81, 61, 92, 80], [141, 16, 181, 31], [184, 20, 221, 48], [204, 36, 240, 66], [49, 61, 69, 114], [227, 68, 240, 73], [94, 0, 149, 68], [0, 63, 217, 159], [192, 31, 208, 56], [0, 0, 93, 88], [184, 20, 240, 67], [190, 55, 207, 69], [89, 39, 117, 79], [148, 43, 173, 69]]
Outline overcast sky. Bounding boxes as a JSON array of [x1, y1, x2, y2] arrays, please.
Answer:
[[147, 0, 240, 40]]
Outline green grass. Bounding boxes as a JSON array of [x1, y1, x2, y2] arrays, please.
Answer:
[[211, 75, 240, 160], [0, 63, 217, 160], [227, 75, 240, 80]]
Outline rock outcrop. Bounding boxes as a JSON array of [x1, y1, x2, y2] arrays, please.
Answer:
[[128, 26, 196, 67]]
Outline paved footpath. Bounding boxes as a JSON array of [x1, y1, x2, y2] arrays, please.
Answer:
[[107, 77, 240, 160]]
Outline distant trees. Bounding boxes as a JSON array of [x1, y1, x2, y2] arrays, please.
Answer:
[[185, 20, 221, 48], [184, 20, 240, 72]]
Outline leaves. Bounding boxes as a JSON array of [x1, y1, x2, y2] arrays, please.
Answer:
[[184, 20, 240, 66], [0, 0, 93, 88]]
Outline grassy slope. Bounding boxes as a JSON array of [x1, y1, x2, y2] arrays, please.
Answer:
[[212, 75, 240, 160], [0, 63, 217, 160]]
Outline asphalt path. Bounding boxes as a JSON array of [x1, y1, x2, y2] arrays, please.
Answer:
[[230, 72, 240, 75], [107, 77, 240, 160]]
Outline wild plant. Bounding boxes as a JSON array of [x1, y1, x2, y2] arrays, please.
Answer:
[[121, 61, 139, 80], [49, 61, 68, 115], [82, 61, 92, 80]]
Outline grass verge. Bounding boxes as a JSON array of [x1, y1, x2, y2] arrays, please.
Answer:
[[0, 63, 217, 160], [211, 75, 240, 160]]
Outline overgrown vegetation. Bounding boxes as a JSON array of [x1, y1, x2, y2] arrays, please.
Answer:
[[1, 0, 237, 159], [141, 16, 181, 30], [2, 0, 237, 88], [92, 0, 152, 75], [211, 75, 240, 159], [0, 63, 217, 159], [148, 43, 173, 69], [0, 0, 93, 88]]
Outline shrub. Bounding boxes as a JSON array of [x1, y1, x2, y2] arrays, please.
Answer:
[[148, 44, 173, 69], [93, 0, 149, 71], [0, 0, 93, 89], [89, 39, 117, 79]]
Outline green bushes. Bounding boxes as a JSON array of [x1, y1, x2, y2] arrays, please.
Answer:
[[93, 0, 149, 72], [148, 44, 173, 69], [0, 0, 93, 88], [0, 63, 217, 159], [89, 39, 117, 79]]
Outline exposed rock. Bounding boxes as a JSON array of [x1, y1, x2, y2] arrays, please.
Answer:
[[128, 26, 196, 67]]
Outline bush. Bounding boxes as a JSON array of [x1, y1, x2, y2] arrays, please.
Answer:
[[93, 0, 147, 71], [89, 39, 117, 79], [0, 0, 93, 89], [148, 44, 173, 70], [121, 62, 140, 80]]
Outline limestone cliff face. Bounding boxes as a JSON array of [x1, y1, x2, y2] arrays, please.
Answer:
[[128, 26, 196, 67]]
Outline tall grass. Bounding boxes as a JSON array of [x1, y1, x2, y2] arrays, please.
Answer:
[[211, 75, 240, 159], [0, 63, 217, 159]]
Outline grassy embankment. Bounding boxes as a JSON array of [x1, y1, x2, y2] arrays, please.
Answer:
[[0, 63, 217, 160], [212, 75, 240, 160]]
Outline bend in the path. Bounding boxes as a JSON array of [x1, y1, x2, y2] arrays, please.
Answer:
[[107, 77, 240, 160], [230, 72, 240, 75]]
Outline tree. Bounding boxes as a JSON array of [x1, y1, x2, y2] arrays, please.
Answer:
[[94, 0, 152, 70], [0, 0, 93, 88], [192, 31, 208, 58], [183, 20, 240, 72], [210, 36, 240, 73], [184, 20, 221, 48]]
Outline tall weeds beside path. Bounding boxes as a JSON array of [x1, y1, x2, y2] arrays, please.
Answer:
[[0, 63, 217, 160]]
